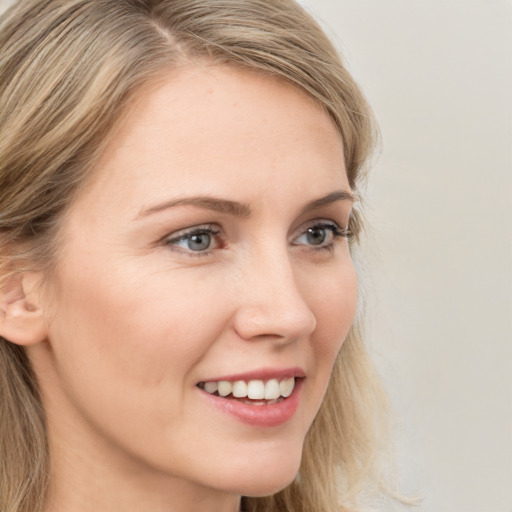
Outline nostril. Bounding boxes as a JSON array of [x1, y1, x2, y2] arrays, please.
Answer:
[[235, 331, 288, 345]]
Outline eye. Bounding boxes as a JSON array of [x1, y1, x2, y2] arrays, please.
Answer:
[[292, 221, 350, 249], [164, 225, 222, 254]]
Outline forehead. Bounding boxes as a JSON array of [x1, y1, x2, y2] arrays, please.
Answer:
[[70, 64, 347, 217]]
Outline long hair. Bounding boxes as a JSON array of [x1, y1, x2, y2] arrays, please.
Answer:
[[0, 1, 387, 511]]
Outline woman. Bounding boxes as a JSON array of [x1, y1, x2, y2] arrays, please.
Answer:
[[0, 1, 390, 511]]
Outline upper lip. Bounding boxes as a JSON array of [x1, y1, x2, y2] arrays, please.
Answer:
[[198, 367, 306, 383]]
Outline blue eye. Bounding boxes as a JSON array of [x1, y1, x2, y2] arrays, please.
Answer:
[[182, 232, 212, 251], [165, 226, 221, 254], [304, 226, 329, 245], [293, 222, 350, 248]]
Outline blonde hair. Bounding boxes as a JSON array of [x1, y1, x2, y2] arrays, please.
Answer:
[[0, 1, 388, 511]]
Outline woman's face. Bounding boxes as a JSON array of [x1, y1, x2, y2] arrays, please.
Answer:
[[36, 65, 358, 499]]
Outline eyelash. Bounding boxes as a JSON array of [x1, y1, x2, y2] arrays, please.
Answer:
[[163, 221, 351, 257], [164, 225, 222, 257], [292, 221, 352, 253]]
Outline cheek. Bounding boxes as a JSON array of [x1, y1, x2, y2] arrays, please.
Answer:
[[52, 257, 223, 359], [41, 260, 240, 473], [45, 259, 229, 421], [313, 260, 358, 350], [304, 259, 358, 407]]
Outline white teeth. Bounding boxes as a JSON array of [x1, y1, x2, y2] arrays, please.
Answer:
[[264, 379, 281, 400], [280, 377, 295, 398], [201, 377, 296, 400], [247, 380, 265, 400], [217, 381, 232, 397], [204, 381, 218, 394], [232, 380, 247, 398]]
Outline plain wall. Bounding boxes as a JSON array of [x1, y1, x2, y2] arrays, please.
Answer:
[[299, 1, 511, 511], [1, 0, 511, 511]]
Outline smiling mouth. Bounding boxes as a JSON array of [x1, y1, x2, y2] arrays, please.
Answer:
[[197, 377, 297, 405]]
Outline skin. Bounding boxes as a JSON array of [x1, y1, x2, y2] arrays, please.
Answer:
[[26, 64, 358, 512]]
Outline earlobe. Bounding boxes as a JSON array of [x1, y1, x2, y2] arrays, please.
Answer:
[[0, 272, 47, 346]]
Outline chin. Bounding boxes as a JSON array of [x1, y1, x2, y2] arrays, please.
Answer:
[[231, 471, 299, 498], [217, 445, 303, 498], [239, 472, 298, 498]]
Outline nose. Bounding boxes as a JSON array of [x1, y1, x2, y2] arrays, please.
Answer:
[[232, 249, 317, 343]]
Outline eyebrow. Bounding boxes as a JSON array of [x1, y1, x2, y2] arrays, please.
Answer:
[[136, 190, 354, 220], [299, 190, 355, 215], [136, 196, 251, 219]]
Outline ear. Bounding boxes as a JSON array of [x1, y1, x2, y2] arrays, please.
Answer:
[[0, 272, 47, 346]]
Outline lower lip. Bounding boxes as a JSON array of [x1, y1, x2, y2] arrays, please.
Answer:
[[198, 379, 303, 428]]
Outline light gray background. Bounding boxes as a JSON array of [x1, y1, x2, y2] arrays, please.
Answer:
[[1, 1, 511, 511], [298, 1, 511, 511]]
